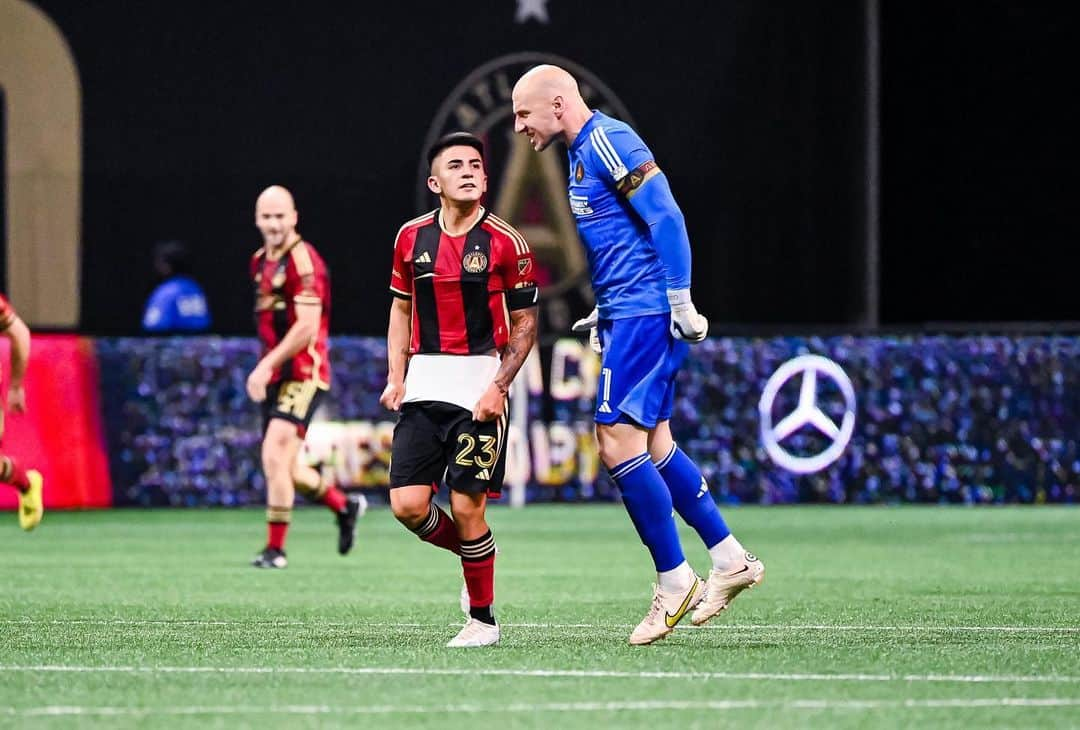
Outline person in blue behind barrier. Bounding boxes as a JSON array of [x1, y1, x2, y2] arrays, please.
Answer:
[[142, 240, 211, 332], [513, 65, 764, 645]]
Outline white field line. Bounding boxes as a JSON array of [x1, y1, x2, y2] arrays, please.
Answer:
[[1, 619, 1077, 633], [1, 665, 1078, 684], [4, 698, 1080, 717]]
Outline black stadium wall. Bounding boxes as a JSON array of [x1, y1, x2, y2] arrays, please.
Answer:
[[4, 1, 1075, 334]]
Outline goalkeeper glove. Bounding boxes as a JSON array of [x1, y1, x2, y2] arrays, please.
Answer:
[[667, 289, 709, 342], [571, 307, 602, 354]]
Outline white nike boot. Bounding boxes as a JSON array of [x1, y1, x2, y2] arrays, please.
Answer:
[[447, 618, 500, 648], [691, 552, 765, 626], [628, 576, 706, 646]]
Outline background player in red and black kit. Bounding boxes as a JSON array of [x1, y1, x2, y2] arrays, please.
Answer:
[[0, 294, 43, 530], [246, 186, 362, 568], [380, 133, 538, 647]]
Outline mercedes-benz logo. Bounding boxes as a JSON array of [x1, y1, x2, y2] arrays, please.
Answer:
[[758, 354, 856, 474]]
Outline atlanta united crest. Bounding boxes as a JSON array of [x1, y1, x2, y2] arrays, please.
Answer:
[[420, 52, 635, 342], [463, 250, 488, 273]]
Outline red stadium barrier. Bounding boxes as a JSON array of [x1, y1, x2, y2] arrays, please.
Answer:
[[0, 335, 112, 510]]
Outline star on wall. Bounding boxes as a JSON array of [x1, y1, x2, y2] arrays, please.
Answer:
[[515, 0, 549, 24]]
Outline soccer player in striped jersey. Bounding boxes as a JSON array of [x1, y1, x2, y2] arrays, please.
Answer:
[[513, 65, 764, 645], [381, 133, 538, 647], [0, 294, 43, 530], [246, 186, 363, 569]]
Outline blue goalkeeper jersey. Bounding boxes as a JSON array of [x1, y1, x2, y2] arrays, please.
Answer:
[[567, 111, 674, 320]]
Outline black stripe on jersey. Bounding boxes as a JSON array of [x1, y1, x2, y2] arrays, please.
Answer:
[[461, 226, 496, 354], [271, 259, 294, 380], [413, 223, 442, 353]]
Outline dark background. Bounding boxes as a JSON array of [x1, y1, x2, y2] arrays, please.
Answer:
[[881, 2, 1077, 324], [5, 0, 1076, 334]]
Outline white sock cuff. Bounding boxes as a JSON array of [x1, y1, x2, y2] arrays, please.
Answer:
[[657, 560, 695, 592]]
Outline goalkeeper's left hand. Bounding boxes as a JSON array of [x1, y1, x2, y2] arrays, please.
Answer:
[[572, 308, 602, 354], [667, 289, 709, 343]]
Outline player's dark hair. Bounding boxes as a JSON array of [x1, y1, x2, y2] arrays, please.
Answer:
[[153, 240, 192, 276], [427, 132, 484, 168]]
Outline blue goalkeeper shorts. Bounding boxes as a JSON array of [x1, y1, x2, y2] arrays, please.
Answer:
[[595, 313, 688, 428]]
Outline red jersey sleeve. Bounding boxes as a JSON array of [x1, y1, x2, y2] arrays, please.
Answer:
[[288, 242, 327, 307], [250, 249, 263, 281], [491, 218, 538, 311], [389, 227, 413, 300], [0, 294, 17, 331]]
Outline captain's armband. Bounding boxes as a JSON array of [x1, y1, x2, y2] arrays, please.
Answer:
[[507, 283, 539, 311], [615, 160, 662, 198]]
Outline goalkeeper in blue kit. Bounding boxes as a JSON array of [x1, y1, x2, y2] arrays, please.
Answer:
[[512, 65, 764, 645]]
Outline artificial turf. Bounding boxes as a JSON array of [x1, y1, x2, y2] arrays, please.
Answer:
[[1, 504, 1078, 729]]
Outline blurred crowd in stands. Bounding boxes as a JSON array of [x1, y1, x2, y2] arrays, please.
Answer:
[[99, 335, 1080, 506]]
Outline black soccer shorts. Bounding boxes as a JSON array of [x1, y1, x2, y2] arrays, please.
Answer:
[[261, 379, 327, 438], [390, 400, 508, 497]]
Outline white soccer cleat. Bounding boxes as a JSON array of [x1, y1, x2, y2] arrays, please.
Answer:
[[691, 552, 765, 626], [446, 618, 500, 648], [628, 576, 706, 646]]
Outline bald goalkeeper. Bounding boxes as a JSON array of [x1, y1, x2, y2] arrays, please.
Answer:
[[512, 65, 764, 645]]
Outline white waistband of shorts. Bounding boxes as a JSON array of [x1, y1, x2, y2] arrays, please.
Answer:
[[403, 354, 500, 412]]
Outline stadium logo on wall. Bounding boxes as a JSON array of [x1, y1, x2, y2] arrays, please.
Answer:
[[758, 355, 856, 474], [420, 52, 635, 340]]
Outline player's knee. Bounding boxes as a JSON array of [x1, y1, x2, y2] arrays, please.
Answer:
[[450, 494, 486, 529], [290, 464, 319, 494], [595, 423, 648, 467], [594, 426, 623, 466], [452, 500, 479, 523], [389, 491, 428, 528], [261, 423, 297, 471], [647, 423, 673, 463], [261, 443, 290, 478]]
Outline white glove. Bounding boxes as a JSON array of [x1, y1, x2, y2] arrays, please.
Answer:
[[571, 307, 602, 354], [667, 289, 709, 342]]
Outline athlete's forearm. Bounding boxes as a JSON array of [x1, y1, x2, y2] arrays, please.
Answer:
[[493, 307, 537, 393], [629, 174, 693, 290], [4, 317, 31, 387], [386, 298, 412, 384]]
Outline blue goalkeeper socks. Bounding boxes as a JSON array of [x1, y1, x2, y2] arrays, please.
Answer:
[[655, 444, 730, 549], [610, 453, 686, 572]]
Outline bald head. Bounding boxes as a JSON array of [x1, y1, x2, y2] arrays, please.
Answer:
[[256, 185, 295, 213], [255, 185, 298, 249], [512, 64, 592, 151], [513, 64, 582, 103]]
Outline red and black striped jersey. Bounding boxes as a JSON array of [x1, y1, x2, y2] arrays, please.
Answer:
[[251, 238, 331, 388], [389, 207, 538, 355], [0, 294, 16, 391]]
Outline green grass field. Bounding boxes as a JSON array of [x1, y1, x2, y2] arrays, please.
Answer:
[[1, 505, 1078, 729]]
